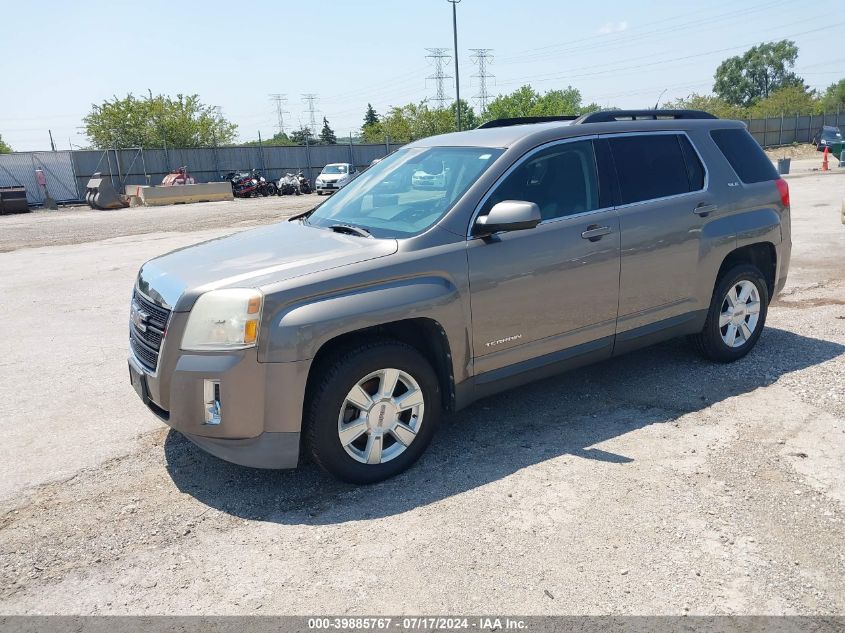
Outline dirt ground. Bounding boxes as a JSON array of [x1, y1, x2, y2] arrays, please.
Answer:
[[0, 177, 843, 615], [765, 143, 823, 160]]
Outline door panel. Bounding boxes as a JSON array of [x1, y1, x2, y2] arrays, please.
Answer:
[[467, 212, 621, 375], [616, 196, 707, 331], [606, 133, 710, 332]]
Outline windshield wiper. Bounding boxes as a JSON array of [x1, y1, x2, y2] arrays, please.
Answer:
[[328, 223, 372, 238]]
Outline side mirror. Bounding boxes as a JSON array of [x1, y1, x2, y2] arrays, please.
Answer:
[[474, 200, 541, 237]]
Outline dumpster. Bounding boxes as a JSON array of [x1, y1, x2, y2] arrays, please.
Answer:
[[0, 186, 29, 214]]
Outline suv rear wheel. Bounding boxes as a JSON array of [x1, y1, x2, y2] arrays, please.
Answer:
[[306, 339, 441, 484], [690, 264, 769, 362]]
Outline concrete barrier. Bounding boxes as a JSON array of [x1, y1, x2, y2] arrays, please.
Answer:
[[126, 182, 233, 206]]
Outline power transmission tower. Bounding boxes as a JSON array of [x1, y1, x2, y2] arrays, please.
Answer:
[[425, 48, 453, 108], [301, 94, 319, 135], [269, 94, 289, 134], [469, 49, 494, 112]]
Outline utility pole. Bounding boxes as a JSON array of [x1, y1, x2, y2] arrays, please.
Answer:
[[269, 94, 289, 135], [469, 49, 494, 113], [447, 0, 462, 130], [425, 48, 452, 108], [301, 94, 319, 138]]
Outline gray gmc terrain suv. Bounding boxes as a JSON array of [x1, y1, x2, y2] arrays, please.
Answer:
[[128, 110, 791, 483]]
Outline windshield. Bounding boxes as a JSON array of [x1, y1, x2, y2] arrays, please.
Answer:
[[822, 128, 842, 140], [306, 146, 503, 238], [322, 165, 348, 174]]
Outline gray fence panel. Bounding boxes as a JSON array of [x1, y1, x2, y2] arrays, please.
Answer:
[[0, 151, 78, 204]]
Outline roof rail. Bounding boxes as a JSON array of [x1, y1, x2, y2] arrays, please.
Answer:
[[477, 115, 579, 129], [573, 109, 717, 124]]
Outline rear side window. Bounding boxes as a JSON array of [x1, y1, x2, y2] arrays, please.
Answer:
[[609, 134, 692, 204], [678, 135, 705, 190], [710, 128, 778, 184]]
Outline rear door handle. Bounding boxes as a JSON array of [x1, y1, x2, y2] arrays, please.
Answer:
[[694, 203, 717, 216], [581, 225, 612, 241]]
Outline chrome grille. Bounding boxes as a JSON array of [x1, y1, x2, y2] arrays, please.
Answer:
[[129, 290, 171, 372]]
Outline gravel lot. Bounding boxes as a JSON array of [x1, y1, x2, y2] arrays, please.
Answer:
[[0, 178, 843, 615]]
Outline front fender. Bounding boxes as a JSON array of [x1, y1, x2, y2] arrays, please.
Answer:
[[263, 276, 468, 371]]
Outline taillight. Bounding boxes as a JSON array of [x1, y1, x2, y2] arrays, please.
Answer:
[[775, 178, 790, 207]]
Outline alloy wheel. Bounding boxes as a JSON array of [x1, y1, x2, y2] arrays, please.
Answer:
[[719, 279, 761, 348], [337, 368, 425, 465]]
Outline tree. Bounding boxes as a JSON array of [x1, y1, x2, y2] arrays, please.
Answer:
[[821, 79, 845, 112], [290, 126, 316, 145], [450, 99, 479, 130], [483, 85, 592, 122], [713, 40, 804, 107], [363, 103, 379, 127], [319, 117, 337, 144], [750, 86, 821, 117], [0, 133, 11, 153], [375, 101, 457, 143], [242, 131, 295, 147], [83, 92, 237, 149], [666, 93, 748, 119], [361, 121, 385, 144]]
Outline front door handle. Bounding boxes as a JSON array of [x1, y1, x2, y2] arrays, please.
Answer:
[[581, 225, 612, 241], [694, 203, 717, 216]]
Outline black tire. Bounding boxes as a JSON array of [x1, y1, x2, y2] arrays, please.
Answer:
[[690, 264, 769, 363], [305, 339, 441, 484]]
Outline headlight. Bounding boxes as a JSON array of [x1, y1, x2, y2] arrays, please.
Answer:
[[181, 289, 262, 351]]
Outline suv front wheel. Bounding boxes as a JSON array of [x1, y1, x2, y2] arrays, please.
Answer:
[[690, 264, 769, 362], [306, 340, 441, 483]]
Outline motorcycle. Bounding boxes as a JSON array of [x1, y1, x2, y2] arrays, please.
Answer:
[[227, 170, 276, 197], [257, 173, 277, 196], [227, 170, 259, 198], [296, 171, 312, 194], [277, 172, 301, 195]]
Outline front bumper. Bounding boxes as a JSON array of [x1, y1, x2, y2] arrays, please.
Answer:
[[315, 180, 345, 192], [129, 342, 310, 469]]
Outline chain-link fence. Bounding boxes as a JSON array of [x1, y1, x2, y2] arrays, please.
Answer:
[[0, 151, 79, 204]]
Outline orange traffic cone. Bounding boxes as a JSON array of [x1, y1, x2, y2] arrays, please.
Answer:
[[822, 146, 830, 172]]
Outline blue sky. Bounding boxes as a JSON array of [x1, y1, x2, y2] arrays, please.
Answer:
[[1, 0, 842, 150]]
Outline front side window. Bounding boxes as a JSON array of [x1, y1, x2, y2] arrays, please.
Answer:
[[609, 134, 692, 204], [306, 147, 503, 238], [479, 140, 600, 222]]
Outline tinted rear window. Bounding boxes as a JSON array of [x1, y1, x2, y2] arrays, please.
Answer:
[[710, 128, 778, 184], [609, 134, 691, 204]]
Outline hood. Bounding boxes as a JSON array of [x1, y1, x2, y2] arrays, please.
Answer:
[[137, 220, 397, 311], [318, 173, 349, 182]]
